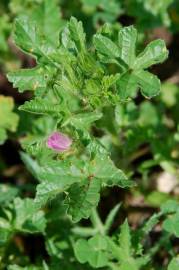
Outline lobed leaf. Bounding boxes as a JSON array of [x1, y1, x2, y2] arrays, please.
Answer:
[[118, 26, 137, 66], [34, 160, 86, 207], [74, 234, 109, 268], [7, 66, 47, 93], [93, 34, 120, 58], [134, 39, 168, 70], [89, 155, 133, 187], [13, 16, 56, 62], [13, 16, 41, 57], [66, 179, 101, 222], [116, 71, 138, 100], [135, 70, 161, 98], [13, 198, 46, 233], [64, 111, 103, 130], [19, 97, 62, 115], [32, 0, 63, 45]]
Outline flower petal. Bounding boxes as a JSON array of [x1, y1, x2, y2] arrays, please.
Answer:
[[47, 132, 72, 152]]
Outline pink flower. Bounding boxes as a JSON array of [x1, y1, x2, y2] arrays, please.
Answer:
[[47, 132, 72, 152]]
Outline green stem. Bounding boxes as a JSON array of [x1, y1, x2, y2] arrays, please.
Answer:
[[90, 208, 105, 235], [71, 226, 97, 237]]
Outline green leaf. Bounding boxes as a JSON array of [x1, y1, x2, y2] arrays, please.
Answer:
[[34, 155, 131, 221], [116, 71, 138, 100], [74, 239, 92, 264], [161, 82, 178, 107], [32, 0, 63, 45], [64, 111, 103, 130], [134, 39, 168, 70], [7, 66, 47, 93], [168, 258, 179, 270], [84, 79, 101, 95], [108, 220, 144, 269], [134, 70, 161, 98], [104, 203, 121, 234], [94, 27, 168, 96], [106, 237, 123, 262], [34, 160, 86, 206], [0, 184, 18, 205], [120, 259, 138, 270], [35, 177, 83, 207], [142, 213, 162, 234], [138, 101, 159, 127], [19, 97, 61, 115], [20, 116, 56, 157], [13, 16, 41, 56], [0, 95, 19, 145], [102, 74, 120, 90], [88, 234, 109, 267], [13, 198, 46, 233], [74, 234, 109, 268], [68, 17, 86, 52], [117, 221, 140, 270], [119, 220, 131, 258], [13, 16, 56, 61], [118, 26, 137, 66], [89, 155, 133, 188], [161, 200, 179, 214], [0, 226, 11, 247], [20, 152, 42, 180], [38, 159, 86, 182], [66, 179, 101, 222], [93, 34, 120, 58], [163, 212, 179, 237]]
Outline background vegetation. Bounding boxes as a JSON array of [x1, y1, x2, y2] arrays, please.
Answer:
[[0, 0, 179, 269]]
